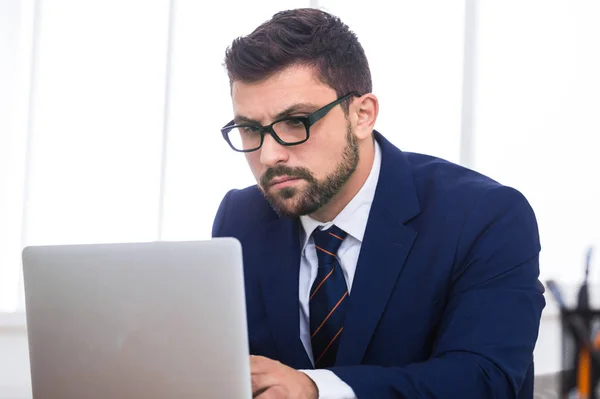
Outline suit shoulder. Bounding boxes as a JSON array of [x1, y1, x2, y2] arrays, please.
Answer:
[[403, 152, 531, 217], [212, 185, 277, 238], [405, 152, 500, 192], [401, 151, 540, 266]]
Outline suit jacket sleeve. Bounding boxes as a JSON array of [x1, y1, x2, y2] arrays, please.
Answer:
[[328, 186, 545, 398]]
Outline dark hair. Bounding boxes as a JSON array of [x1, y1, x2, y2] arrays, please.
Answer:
[[224, 8, 372, 112]]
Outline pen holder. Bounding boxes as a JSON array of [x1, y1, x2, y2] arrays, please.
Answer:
[[559, 308, 600, 399]]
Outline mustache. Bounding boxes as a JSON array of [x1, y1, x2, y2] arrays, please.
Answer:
[[260, 165, 315, 187]]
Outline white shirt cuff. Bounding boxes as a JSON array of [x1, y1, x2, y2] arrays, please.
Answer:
[[300, 369, 357, 399]]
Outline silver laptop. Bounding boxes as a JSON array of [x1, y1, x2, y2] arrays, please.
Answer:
[[21, 238, 251, 399]]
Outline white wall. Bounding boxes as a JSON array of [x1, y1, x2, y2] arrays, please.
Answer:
[[0, 328, 31, 399]]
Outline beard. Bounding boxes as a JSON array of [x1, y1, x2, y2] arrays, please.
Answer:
[[259, 125, 360, 218]]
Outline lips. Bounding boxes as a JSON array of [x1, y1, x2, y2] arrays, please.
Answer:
[[269, 176, 300, 187]]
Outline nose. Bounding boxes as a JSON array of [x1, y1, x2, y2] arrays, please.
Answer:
[[259, 132, 289, 167]]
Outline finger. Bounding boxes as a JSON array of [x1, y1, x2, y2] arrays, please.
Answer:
[[250, 355, 277, 374], [250, 356, 267, 374], [253, 386, 269, 398], [255, 385, 288, 399], [251, 372, 279, 397]]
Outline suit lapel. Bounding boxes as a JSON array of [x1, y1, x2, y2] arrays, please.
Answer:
[[257, 217, 312, 369], [336, 132, 421, 366]]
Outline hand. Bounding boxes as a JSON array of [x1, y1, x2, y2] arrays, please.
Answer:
[[250, 355, 318, 399]]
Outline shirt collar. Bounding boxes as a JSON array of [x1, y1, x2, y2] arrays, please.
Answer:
[[300, 139, 382, 249]]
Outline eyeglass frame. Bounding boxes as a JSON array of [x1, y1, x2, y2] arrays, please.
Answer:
[[220, 91, 359, 153]]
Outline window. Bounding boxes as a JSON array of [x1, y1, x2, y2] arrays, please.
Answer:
[[0, 0, 311, 312], [0, 0, 33, 312], [472, 0, 600, 284], [319, 0, 465, 164]]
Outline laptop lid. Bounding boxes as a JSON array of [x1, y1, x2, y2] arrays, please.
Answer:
[[22, 238, 251, 399]]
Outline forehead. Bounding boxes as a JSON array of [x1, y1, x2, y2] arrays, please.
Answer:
[[231, 65, 336, 120]]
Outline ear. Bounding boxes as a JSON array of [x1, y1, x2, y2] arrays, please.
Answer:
[[352, 93, 379, 141]]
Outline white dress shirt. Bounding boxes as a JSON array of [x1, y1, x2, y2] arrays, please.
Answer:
[[298, 140, 382, 399]]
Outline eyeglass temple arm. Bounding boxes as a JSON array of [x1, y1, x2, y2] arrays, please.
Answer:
[[307, 91, 359, 125]]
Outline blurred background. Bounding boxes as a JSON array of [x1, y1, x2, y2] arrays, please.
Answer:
[[1, 0, 599, 397]]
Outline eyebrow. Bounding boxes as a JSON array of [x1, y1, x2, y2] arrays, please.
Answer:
[[234, 102, 321, 125]]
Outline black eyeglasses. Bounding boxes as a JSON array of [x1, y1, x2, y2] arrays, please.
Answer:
[[221, 92, 359, 152]]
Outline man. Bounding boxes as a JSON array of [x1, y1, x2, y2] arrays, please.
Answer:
[[212, 8, 545, 399]]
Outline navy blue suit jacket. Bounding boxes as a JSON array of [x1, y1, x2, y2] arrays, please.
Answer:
[[212, 131, 545, 398]]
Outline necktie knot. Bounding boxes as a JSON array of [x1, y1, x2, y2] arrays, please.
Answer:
[[312, 225, 347, 265]]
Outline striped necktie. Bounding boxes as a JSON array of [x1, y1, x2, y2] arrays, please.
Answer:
[[309, 225, 349, 368]]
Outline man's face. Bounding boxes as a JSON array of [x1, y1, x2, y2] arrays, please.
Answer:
[[231, 65, 359, 218]]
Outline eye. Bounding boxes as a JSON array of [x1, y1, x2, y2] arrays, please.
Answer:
[[285, 118, 305, 127], [240, 126, 261, 134]]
